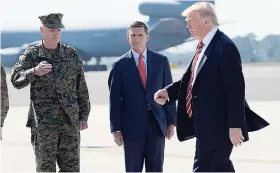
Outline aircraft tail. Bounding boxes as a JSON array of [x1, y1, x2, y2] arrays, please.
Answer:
[[139, 0, 215, 26], [149, 18, 186, 36], [139, 0, 215, 51], [147, 18, 190, 51]]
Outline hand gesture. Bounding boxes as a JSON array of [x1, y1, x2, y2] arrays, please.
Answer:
[[34, 61, 52, 76], [154, 89, 169, 105]]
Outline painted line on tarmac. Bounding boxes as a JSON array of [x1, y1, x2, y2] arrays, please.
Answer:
[[81, 146, 280, 164]]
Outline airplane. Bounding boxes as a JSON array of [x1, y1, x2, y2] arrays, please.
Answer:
[[0, 0, 215, 71]]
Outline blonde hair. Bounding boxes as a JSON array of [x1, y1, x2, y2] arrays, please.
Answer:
[[181, 2, 219, 26]]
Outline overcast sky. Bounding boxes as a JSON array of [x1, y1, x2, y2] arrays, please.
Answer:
[[1, 0, 279, 40]]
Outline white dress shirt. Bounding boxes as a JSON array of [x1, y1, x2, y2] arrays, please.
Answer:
[[131, 48, 148, 76], [192, 27, 218, 85]]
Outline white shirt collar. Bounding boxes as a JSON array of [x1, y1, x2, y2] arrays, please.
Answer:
[[131, 48, 147, 61], [201, 27, 218, 48]]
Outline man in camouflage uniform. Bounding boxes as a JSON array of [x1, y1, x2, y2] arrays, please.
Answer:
[[10, 13, 91, 172], [1, 63, 9, 140]]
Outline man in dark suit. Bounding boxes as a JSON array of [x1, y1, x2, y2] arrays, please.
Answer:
[[154, 2, 269, 172], [108, 21, 177, 172]]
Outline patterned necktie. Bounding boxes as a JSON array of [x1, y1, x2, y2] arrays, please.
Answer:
[[186, 41, 204, 117], [138, 53, 146, 89]]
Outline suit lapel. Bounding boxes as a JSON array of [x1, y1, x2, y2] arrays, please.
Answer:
[[127, 51, 146, 92], [194, 29, 221, 81], [194, 51, 210, 80], [146, 49, 152, 91]]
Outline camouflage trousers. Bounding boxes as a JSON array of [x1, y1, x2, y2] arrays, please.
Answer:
[[32, 106, 80, 172]]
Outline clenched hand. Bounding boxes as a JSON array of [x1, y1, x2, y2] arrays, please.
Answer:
[[154, 89, 169, 105]]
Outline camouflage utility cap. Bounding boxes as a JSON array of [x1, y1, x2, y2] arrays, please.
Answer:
[[39, 13, 65, 29]]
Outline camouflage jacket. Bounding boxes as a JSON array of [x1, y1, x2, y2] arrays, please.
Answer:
[[1, 63, 9, 127], [11, 41, 91, 127]]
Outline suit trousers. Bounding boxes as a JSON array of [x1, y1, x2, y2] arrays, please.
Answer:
[[193, 144, 235, 172], [123, 110, 165, 172]]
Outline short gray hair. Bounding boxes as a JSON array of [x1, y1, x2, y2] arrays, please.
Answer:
[[181, 2, 219, 26]]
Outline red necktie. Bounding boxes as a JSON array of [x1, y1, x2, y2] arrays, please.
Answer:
[[138, 53, 146, 89], [186, 41, 204, 117]]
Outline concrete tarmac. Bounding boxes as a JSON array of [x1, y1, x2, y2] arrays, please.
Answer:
[[1, 63, 280, 172]]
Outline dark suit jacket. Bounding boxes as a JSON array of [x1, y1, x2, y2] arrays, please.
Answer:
[[108, 49, 176, 141], [165, 30, 269, 149]]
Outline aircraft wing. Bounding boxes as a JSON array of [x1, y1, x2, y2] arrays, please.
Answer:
[[149, 18, 188, 36]]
